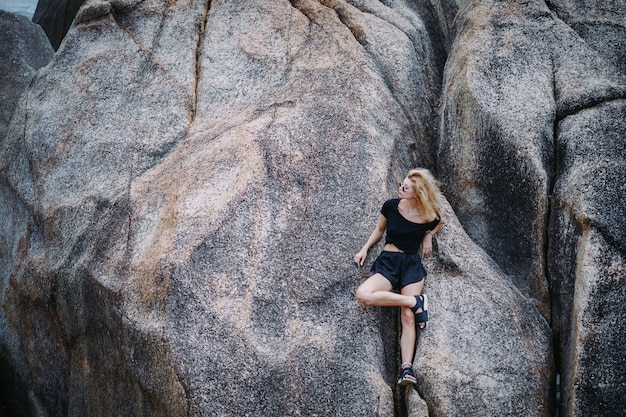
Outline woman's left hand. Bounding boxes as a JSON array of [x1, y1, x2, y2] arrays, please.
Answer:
[[421, 234, 433, 257]]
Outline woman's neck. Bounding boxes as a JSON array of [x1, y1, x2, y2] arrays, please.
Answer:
[[401, 198, 421, 212]]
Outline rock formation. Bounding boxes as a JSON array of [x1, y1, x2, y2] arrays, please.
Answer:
[[0, 0, 624, 416], [0, 11, 53, 141], [0, 12, 53, 417], [416, 201, 552, 416], [438, 1, 626, 416], [547, 0, 626, 75]]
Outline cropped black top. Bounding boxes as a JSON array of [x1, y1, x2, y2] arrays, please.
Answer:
[[381, 199, 441, 254]]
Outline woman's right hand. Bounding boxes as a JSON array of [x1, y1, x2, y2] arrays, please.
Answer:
[[354, 249, 367, 267]]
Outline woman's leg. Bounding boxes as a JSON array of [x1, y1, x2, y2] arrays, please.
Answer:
[[356, 274, 416, 307], [399, 281, 425, 365]]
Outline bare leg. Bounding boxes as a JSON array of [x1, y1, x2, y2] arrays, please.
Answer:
[[399, 281, 424, 365], [355, 274, 417, 308]]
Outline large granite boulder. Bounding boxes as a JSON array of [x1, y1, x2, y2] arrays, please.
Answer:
[[438, 0, 626, 416], [0, 10, 53, 141], [549, 100, 626, 417], [0, 0, 556, 416]]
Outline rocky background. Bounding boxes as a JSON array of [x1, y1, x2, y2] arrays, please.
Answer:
[[0, 0, 624, 416]]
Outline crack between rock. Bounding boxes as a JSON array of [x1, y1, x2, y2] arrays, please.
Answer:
[[319, 0, 368, 46], [289, 0, 363, 59], [20, 76, 44, 226], [547, 50, 561, 416], [557, 94, 626, 122], [190, 0, 212, 125]]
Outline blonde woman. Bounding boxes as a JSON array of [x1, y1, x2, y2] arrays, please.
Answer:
[[354, 168, 444, 386]]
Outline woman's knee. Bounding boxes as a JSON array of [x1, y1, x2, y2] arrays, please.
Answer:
[[355, 286, 372, 305], [401, 307, 415, 327]]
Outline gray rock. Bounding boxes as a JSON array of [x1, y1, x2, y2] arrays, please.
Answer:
[[416, 201, 552, 417], [549, 99, 626, 417], [438, 0, 626, 415], [429, 0, 464, 52], [547, 0, 626, 75], [0, 0, 449, 415], [407, 388, 429, 417], [0, 0, 551, 416], [0, 10, 53, 141], [2, 0, 622, 416], [438, 0, 560, 316]]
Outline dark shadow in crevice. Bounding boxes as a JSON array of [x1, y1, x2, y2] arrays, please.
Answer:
[[0, 345, 32, 417]]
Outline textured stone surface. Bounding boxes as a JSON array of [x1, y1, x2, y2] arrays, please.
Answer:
[[549, 99, 626, 417], [0, 17, 53, 411], [406, 388, 429, 417], [1, 0, 625, 416], [438, 1, 626, 416], [0, 0, 447, 416], [0, 10, 53, 141], [438, 1, 558, 314], [547, 0, 626, 75], [437, 0, 626, 305], [415, 201, 552, 417]]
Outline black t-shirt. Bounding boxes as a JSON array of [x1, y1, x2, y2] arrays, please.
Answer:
[[381, 199, 440, 254]]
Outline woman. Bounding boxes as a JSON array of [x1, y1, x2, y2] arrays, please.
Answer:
[[354, 168, 444, 386]]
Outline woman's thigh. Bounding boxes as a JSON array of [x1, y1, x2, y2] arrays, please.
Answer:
[[400, 280, 424, 296], [357, 273, 394, 294]]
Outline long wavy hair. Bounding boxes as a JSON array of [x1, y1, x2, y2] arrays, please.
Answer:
[[407, 168, 442, 216]]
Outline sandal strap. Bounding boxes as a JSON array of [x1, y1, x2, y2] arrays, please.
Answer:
[[411, 295, 425, 313], [398, 366, 417, 385], [401, 367, 416, 378]]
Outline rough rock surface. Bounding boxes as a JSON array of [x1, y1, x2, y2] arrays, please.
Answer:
[[0, 11, 53, 141], [416, 201, 552, 416], [549, 100, 626, 417], [0, 0, 475, 416], [438, 1, 626, 416], [32, 0, 86, 50], [0, 0, 624, 417], [547, 0, 626, 75]]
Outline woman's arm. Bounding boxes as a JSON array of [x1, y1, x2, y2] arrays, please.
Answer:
[[421, 216, 445, 257], [354, 215, 387, 266]]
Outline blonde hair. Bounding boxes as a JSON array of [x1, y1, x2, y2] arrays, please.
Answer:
[[407, 168, 442, 215]]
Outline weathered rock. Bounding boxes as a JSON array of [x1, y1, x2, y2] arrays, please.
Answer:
[[406, 388, 429, 417], [428, 0, 463, 52], [1, 0, 422, 415], [0, 0, 558, 416], [1, 0, 208, 414], [415, 201, 552, 417], [438, 0, 626, 305], [0, 22, 51, 409], [0, 10, 53, 141], [438, 0, 626, 415], [438, 1, 558, 315], [549, 100, 626, 417], [32, 0, 86, 50], [547, 0, 626, 75], [6, 0, 625, 415]]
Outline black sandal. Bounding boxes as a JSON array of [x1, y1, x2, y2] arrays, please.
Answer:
[[397, 363, 417, 386], [411, 294, 429, 328]]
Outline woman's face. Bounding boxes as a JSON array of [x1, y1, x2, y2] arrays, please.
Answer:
[[398, 177, 414, 199]]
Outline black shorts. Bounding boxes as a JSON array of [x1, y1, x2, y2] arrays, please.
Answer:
[[370, 251, 426, 290]]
